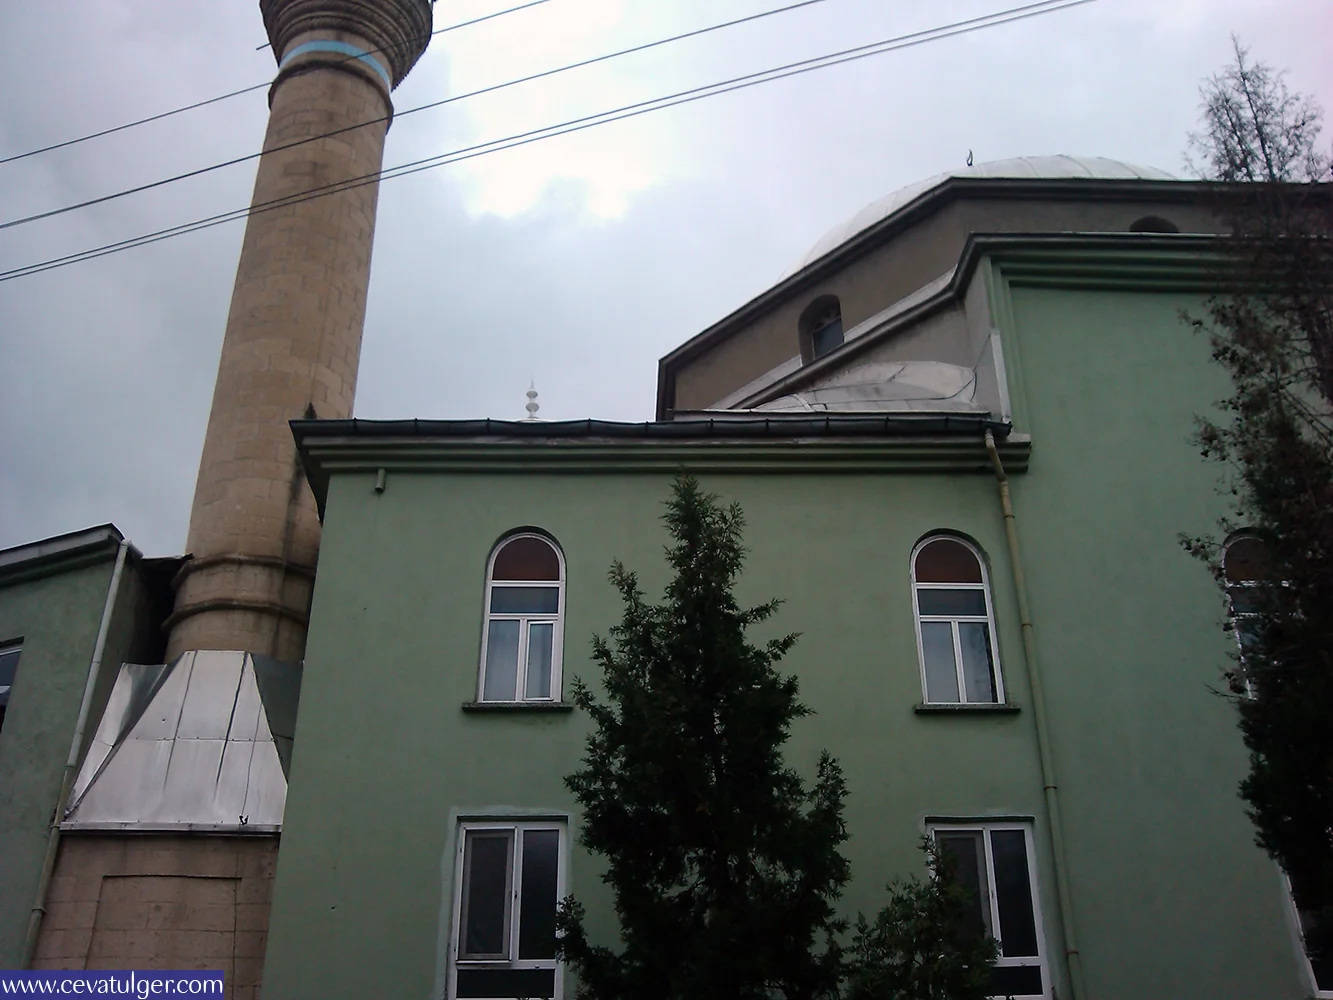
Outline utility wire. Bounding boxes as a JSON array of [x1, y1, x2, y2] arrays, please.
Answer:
[[0, 0, 1097, 284], [0, 0, 552, 167], [0, 0, 826, 231], [257, 0, 552, 49]]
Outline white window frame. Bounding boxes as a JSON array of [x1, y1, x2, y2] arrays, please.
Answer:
[[911, 536, 1004, 704], [478, 534, 566, 704], [449, 820, 566, 1000], [929, 821, 1049, 1000], [0, 641, 21, 733]]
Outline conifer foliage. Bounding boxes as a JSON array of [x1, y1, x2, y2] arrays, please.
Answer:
[[843, 839, 999, 1000], [556, 476, 850, 1000], [1183, 38, 1333, 990]]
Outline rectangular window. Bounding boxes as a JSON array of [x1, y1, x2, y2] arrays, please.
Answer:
[[452, 821, 564, 1000], [0, 643, 20, 735], [932, 822, 1048, 999]]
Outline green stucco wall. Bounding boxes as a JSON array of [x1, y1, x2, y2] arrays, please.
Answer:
[[264, 265, 1314, 999], [1002, 282, 1307, 998], [0, 545, 157, 969]]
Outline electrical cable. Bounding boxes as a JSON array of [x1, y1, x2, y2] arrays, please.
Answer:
[[0, 0, 1097, 284], [0, 0, 827, 232], [0, 0, 553, 167]]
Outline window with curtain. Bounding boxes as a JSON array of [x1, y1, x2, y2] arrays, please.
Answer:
[[912, 536, 1003, 704], [479, 534, 564, 703]]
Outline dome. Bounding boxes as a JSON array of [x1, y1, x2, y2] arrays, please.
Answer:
[[790, 155, 1178, 274]]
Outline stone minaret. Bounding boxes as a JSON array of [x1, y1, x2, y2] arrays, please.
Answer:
[[167, 0, 433, 663]]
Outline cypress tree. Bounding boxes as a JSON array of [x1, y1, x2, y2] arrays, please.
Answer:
[[557, 475, 850, 1000]]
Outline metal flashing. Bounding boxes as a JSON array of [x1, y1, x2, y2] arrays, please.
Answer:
[[0, 525, 133, 587], [63, 650, 301, 831]]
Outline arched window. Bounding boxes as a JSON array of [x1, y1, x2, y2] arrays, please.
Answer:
[[1129, 215, 1180, 234], [800, 295, 844, 361], [1223, 534, 1275, 675], [479, 533, 565, 703], [911, 536, 1002, 704]]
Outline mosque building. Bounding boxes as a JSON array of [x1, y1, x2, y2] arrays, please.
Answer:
[[0, 2, 1327, 998]]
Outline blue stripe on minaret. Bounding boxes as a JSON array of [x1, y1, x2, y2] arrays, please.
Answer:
[[279, 40, 392, 89]]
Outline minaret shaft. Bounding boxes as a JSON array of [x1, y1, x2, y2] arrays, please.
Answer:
[[166, 0, 431, 662]]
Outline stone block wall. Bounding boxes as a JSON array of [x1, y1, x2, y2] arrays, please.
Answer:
[[32, 835, 278, 1000]]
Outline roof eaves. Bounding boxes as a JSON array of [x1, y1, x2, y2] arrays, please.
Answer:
[[655, 175, 1219, 419]]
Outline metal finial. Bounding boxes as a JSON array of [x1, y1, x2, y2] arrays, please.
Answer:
[[525, 382, 540, 421]]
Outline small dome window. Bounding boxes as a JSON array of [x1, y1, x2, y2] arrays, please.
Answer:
[[799, 295, 843, 361], [1129, 216, 1180, 234]]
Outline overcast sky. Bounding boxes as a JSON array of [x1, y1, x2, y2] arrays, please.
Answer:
[[0, 0, 1329, 556]]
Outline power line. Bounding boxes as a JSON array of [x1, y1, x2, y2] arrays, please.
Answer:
[[0, 0, 553, 168], [256, 0, 552, 49], [0, 0, 1097, 284], [0, 0, 827, 231]]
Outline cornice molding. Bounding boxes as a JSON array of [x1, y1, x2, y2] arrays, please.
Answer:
[[297, 434, 1033, 514], [653, 176, 1241, 417], [731, 235, 1228, 409]]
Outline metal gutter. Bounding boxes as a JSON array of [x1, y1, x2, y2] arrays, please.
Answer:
[[0, 525, 127, 588], [984, 430, 1084, 1000], [22, 538, 130, 968]]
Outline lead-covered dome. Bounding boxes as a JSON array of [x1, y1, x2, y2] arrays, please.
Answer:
[[792, 155, 1177, 274]]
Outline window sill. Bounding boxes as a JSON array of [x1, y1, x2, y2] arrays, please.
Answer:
[[461, 701, 575, 714], [914, 702, 1020, 715]]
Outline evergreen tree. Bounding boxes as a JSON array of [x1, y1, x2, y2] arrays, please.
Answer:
[[1183, 38, 1333, 989], [844, 839, 999, 1000], [556, 475, 850, 1000]]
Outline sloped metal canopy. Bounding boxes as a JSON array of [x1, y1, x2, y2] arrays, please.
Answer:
[[64, 650, 301, 832], [756, 361, 984, 413]]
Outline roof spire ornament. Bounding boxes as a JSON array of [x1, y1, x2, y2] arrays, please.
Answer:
[[525, 382, 540, 421]]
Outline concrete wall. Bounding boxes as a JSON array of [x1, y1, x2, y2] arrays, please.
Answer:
[[668, 195, 1221, 411], [263, 266, 1315, 998], [0, 540, 162, 969], [30, 834, 277, 1000]]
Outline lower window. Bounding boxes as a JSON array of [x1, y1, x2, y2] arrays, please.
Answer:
[[0, 643, 21, 735], [932, 822, 1048, 999], [451, 821, 564, 1000]]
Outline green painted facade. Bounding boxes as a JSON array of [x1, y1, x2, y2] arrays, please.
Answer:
[[0, 529, 163, 968], [264, 248, 1316, 999]]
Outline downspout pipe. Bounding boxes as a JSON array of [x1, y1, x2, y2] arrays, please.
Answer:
[[22, 538, 129, 968], [984, 430, 1086, 1000]]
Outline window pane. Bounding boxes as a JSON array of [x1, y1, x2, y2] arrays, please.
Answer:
[[990, 964, 1043, 997], [493, 536, 561, 581], [461, 833, 512, 958], [456, 969, 556, 999], [915, 538, 984, 583], [917, 588, 988, 617], [921, 622, 960, 703], [958, 623, 998, 703], [990, 829, 1039, 958], [0, 647, 19, 708], [491, 586, 560, 615], [812, 317, 843, 357], [482, 621, 520, 701], [1228, 586, 1266, 615], [526, 623, 554, 700], [518, 830, 560, 959], [937, 832, 990, 942], [1224, 536, 1273, 583]]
